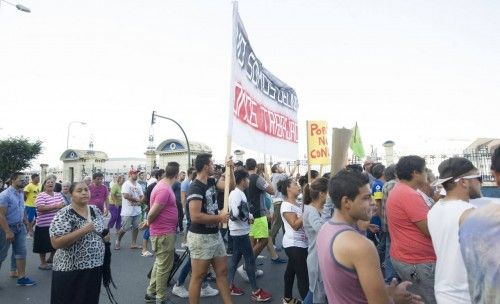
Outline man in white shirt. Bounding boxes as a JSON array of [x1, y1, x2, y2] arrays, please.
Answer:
[[428, 157, 481, 303], [227, 169, 271, 302], [116, 169, 144, 250]]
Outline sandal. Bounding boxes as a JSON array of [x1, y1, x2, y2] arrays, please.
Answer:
[[141, 251, 153, 257], [130, 245, 142, 249], [114, 241, 121, 250]]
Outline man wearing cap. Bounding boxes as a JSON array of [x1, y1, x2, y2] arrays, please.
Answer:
[[116, 169, 144, 250], [427, 157, 480, 303], [458, 147, 500, 303], [368, 163, 385, 252]]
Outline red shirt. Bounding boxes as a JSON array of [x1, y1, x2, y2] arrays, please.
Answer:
[[387, 182, 436, 263]]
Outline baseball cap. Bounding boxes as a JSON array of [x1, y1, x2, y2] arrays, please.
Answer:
[[128, 169, 141, 175], [432, 157, 475, 186], [373, 191, 383, 200]]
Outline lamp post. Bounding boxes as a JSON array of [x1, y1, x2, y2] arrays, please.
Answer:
[[151, 111, 191, 167], [66, 121, 87, 149], [0, 0, 31, 12]]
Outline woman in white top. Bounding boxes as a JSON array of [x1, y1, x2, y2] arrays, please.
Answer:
[[279, 178, 309, 304]]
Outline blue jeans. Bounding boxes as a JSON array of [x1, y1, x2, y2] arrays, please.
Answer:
[[384, 235, 396, 282], [177, 252, 208, 287], [228, 234, 257, 290], [0, 229, 8, 270], [10, 251, 16, 271], [303, 291, 313, 304], [143, 227, 150, 241], [9, 222, 27, 259]]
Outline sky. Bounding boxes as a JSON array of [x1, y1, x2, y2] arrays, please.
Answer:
[[1, 0, 499, 169]]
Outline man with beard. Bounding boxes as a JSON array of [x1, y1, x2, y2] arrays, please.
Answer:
[[0, 172, 36, 286], [427, 157, 480, 303]]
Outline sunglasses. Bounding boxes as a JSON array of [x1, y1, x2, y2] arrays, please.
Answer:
[[454, 174, 482, 183]]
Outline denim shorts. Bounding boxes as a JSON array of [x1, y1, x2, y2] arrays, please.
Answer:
[[0, 229, 9, 267], [8, 222, 27, 259], [121, 215, 141, 232]]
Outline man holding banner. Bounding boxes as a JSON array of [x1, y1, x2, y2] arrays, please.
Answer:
[[187, 154, 234, 304]]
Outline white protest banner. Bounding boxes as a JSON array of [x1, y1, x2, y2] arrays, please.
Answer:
[[228, 3, 299, 159]]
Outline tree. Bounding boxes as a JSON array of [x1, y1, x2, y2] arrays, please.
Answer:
[[0, 137, 43, 182]]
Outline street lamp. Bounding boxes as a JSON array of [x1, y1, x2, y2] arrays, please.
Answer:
[[0, 0, 31, 12], [151, 111, 191, 167], [66, 121, 87, 149]]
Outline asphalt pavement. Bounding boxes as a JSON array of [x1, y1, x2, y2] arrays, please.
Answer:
[[0, 230, 299, 304]]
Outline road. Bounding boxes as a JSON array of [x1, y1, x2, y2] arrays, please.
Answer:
[[0, 230, 299, 304]]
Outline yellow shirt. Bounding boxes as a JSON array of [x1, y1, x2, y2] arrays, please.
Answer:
[[24, 183, 40, 207]]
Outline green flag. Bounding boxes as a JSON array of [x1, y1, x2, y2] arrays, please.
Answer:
[[350, 122, 365, 159]]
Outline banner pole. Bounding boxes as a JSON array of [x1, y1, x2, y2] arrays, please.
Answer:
[[307, 120, 312, 192], [222, 1, 239, 228]]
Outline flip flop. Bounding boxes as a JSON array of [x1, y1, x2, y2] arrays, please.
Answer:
[[130, 245, 142, 249], [141, 251, 153, 257], [114, 241, 121, 250]]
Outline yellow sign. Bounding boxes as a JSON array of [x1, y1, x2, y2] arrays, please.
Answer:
[[307, 121, 330, 165]]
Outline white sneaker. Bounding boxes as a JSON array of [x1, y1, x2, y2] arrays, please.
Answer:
[[237, 265, 263, 282], [172, 284, 189, 298], [237, 265, 250, 282], [201, 284, 219, 297]]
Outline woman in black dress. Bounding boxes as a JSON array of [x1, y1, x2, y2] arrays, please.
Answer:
[[49, 181, 106, 304]]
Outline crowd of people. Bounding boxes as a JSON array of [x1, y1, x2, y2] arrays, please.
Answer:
[[0, 146, 499, 304]]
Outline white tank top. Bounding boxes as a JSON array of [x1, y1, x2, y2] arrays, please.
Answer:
[[427, 199, 475, 304]]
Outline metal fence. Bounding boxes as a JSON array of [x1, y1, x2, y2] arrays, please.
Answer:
[[247, 149, 495, 182]]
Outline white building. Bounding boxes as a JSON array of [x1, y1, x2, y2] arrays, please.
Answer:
[[146, 139, 212, 172], [60, 149, 108, 183]]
